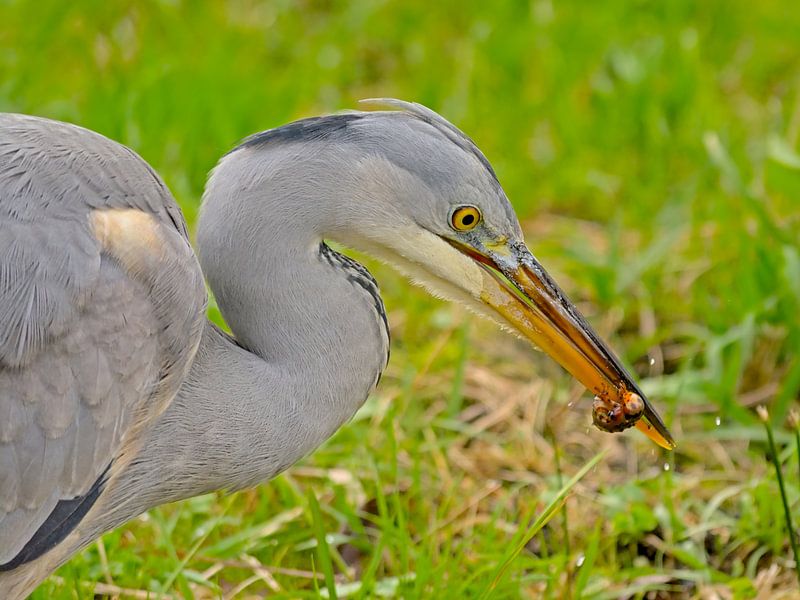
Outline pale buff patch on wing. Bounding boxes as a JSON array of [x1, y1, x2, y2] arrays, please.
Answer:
[[89, 209, 183, 485], [90, 209, 166, 276]]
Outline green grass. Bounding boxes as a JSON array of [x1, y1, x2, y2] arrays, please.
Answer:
[[2, 0, 799, 597]]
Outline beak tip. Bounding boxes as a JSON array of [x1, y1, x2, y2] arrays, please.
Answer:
[[635, 418, 676, 450]]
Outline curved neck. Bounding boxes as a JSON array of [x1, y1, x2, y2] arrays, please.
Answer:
[[197, 140, 393, 373], [106, 152, 390, 513]]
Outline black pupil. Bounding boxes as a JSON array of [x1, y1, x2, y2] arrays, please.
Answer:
[[461, 213, 475, 226]]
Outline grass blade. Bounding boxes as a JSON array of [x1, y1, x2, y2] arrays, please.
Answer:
[[759, 407, 800, 587], [308, 489, 338, 600], [574, 521, 602, 598], [156, 496, 233, 597], [790, 410, 800, 492], [478, 451, 606, 599]]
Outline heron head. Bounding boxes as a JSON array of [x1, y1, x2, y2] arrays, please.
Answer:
[[336, 99, 674, 449]]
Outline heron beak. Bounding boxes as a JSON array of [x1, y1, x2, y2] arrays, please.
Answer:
[[447, 237, 675, 450]]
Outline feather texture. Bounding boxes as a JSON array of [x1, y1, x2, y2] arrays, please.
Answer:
[[0, 114, 206, 567]]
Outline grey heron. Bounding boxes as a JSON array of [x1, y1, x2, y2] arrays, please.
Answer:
[[0, 100, 673, 597]]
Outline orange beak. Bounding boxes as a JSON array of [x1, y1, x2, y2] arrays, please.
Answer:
[[449, 237, 675, 450]]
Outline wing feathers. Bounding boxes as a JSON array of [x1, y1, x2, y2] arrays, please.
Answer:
[[74, 347, 113, 407], [0, 374, 27, 444], [0, 448, 19, 512], [13, 426, 46, 510], [35, 366, 78, 438], [0, 464, 109, 572], [0, 113, 206, 568]]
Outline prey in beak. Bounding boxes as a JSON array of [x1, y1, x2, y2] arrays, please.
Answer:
[[445, 235, 675, 450]]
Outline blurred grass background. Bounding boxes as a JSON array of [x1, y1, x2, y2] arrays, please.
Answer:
[[2, 0, 800, 597]]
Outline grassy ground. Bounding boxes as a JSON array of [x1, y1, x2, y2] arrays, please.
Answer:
[[2, 0, 800, 597]]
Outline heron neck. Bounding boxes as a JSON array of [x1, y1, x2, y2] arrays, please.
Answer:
[[113, 190, 388, 504]]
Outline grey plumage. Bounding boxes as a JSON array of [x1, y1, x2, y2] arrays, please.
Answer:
[[0, 101, 672, 598], [0, 114, 205, 591]]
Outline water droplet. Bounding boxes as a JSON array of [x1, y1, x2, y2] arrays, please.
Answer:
[[567, 401, 574, 408], [649, 357, 656, 366], [715, 416, 721, 426], [576, 554, 585, 567], [663, 463, 671, 472]]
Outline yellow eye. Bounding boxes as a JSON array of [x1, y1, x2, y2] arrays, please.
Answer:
[[450, 206, 482, 231]]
